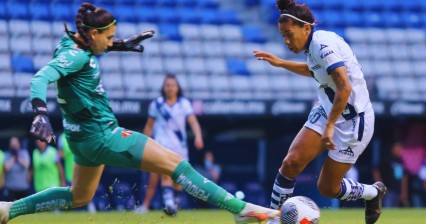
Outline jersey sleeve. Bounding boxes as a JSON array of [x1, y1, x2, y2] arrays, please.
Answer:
[[47, 49, 89, 77], [313, 36, 345, 74], [182, 98, 194, 116], [148, 101, 157, 119]]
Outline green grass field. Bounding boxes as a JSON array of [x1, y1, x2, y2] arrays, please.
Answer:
[[9, 208, 426, 224]]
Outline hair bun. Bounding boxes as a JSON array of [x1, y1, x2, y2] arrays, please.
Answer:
[[276, 0, 296, 13]]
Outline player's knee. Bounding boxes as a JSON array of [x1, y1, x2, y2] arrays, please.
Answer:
[[281, 157, 303, 174], [317, 182, 339, 198], [71, 191, 95, 207]]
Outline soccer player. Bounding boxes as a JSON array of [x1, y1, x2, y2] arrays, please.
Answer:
[[135, 74, 204, 215], [0, 2, 279, 224], [253, 0, 386, 223]]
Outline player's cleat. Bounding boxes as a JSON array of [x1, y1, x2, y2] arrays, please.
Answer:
[[0, 202, 12, 224], [365, 182, 387, 224], [163, 205, 177, 217], [234, 203, 280, 224], [134, 205, 149, 214]]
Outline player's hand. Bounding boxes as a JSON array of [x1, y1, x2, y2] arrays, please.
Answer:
[[30, 98, 56, 144], [194, 137, 204, 150], [322, 125, 335, 150], [108, 30, 155, 52], [30, 115, 56, 144], [253, 50, 282, 67]]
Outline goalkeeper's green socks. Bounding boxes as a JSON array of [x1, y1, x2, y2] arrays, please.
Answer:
[[9, 187, 73, 219], [172, 160, 246, 214]]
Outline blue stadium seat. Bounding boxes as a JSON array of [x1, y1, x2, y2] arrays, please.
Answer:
[[0, 21, 7, 36], [0, 4, 7, 20], [244, 0, 260, 7], [161, 41, 182, 57], [93, 0, 115, 7], [0, 53, 11, 71], [156, 8, 179, 23], [383, 12, 403, 28], [159, 24, 181, 40], [361, 0, 384, 12], [0, 35, 9, 52], [206, 57, 227, 75], [227, 59, 249, 76], [364, 12, 385, 27], [401, 12, 422, 28], [202, 41, 225, 57], [201, 9, 222, 24], [343, 0, 364, 11], [343, 12, 363, 27], [383, 0, 403, 12], [218, 9, 241, 25], [322, 11, 345, 28], [177, 0, 197, 7], [179, 24, 201, 40], [50, 3, 74, 22], [242, 25, 266, 43], [113, 5, 138, 23], [12, 55, 34, 73], [157, 0, 176, 7], [185, 57, 206, 74], [136, 6, 159, 23], [178, 8, 201, 24], [30, 3, 51, 21], [198, 0, 219, 9], [6, 2, 30, 20]]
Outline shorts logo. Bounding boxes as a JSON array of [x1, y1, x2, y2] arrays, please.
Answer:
[[339, 146, 354, 157], [121, 129, 133, 137]]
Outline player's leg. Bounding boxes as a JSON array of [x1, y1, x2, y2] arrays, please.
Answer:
[[141, 138, 280, 223], [161, 175, 177, 216], [135, 172, 160, 213], [0, 164, 104, 223], [268, 127, 324, 211]]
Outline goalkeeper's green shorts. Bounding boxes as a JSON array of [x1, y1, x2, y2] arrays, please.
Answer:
[[68, 126, 148, 169]]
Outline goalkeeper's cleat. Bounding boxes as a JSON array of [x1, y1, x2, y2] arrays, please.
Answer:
[[233, 203, 280, 224], [0, 202, 12, 224], [365, 182, 387, 224]]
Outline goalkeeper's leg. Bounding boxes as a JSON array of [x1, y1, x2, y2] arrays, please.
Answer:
[[0, 164, 104, 223]]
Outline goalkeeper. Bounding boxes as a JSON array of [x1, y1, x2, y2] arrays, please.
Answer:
[[0, 2, 279, 224]]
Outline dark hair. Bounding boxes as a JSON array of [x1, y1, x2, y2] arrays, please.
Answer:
[[276, 0, 315, 27], [161, 74, 183, 98], [65, 2, 116, 50]]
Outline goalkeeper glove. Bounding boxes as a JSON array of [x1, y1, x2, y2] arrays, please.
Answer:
[[108, 30, 155, 53], [29, 98, 56, 144]]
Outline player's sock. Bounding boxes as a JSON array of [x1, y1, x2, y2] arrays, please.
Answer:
[[174, 189, 183, 208], [162, 186, 175, 208], [336, 178, 378, 201], [9, 187, 72, 219], [270, 171, 295, 209], [172, 160, 245, 214]]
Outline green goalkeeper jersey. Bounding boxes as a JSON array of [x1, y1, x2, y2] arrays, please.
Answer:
[[31, 35, 118, 141]]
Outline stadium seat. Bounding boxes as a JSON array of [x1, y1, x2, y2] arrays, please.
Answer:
[[0, 4, 6, 20], [181, 40, 203, 57], [383, 12, 403, 28], [178, 8, 201, 24], [10, 36, 32, 54], [179, 24, 201, 40], [142, 41, 161, 57], [99, 53, 121, 73], [364, 12, 385, 28], [159, 24, 181, 41], [156, 7, 179, 23], [144, 73, 165, 93], [386, 29, 406, 44], [157, 0, 177, 7], [401, 12, 421, 28], [113, 5, 138, 23], [389, 44, 410, 61], [202, 41, 224, 57], [164, 56, 185, 73], [221, 25, 243, 41], [0, 35, 9, 52], [101, 74, 125, 98], [345, 28, 367, 43], [205, 57, 227, 75], [343, 12, 363, 27], [263, 42, 287, 58], [269, 75, 292, 99], [123, 74, 147, 99], [218, 9, 241, 25], [142, 56, 164, 73], [251, 75, 273, 100], [0, 72, 14, 97], [184, 57, 206, 74], [230, 75, 251, 92], [227, 59, 249, 76], [365, 28, 386, 44], [188, 74, 210, 91], [369, 44, 389, 60], [52, 21, 72, 38], [31, 20, 52, 38], [8, 20, 31, 37], [198, 0, 219, 9], [361, 0, 384, 12], [246, 58, 268, 75], [210, 75, 230, 91], [405, 29, 425, 44], [199, 24, 221, 40], [161, 41, 182, 57], [223, 41, 244, 58], [49, 2, 74, 22], [6, 2, 30, 20], [120, 54, 143, 74], [201, 9, 222, 24], [0, 20, 7, 35], [13, 72, 33, 97], [135, 6, 159, 23], [351, 43, 370, 60], [392, 60, 412, 76], [33, 54, 52, 70], [242, 25, 266, 43], [411, 61, 426, 76], [0, 53, 11, 71], [116, 22, 138, 39], [32, 37, 54, 54], [322, 11, 345, 28], [29, 3, 51, 21], [372, 60, 393, 76]]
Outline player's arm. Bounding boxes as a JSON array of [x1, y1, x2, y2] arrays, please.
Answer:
[[187, 115, 204, 150], [253, 50, 311, 77], [322, 66, 352, 150], [143, 117, 155, 137]]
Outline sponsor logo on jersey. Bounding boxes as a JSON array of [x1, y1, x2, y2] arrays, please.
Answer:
[[121, 129, 133, 137], [56, 55, 74, 68], [63, 119, 80, 132], [321, 50, 334, 58], [320, 44, 328, 50], [339, 146, 354, 157], [311, 64, 321, 70], [176, 174, 211, 201], [89, 58, 97, 68]]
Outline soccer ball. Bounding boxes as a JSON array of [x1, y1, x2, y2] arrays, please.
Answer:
[[280, 196, 320, 224]]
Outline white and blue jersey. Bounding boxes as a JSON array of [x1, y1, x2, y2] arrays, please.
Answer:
[[306, 30, 372, 123], [148, 96, 194, 160]]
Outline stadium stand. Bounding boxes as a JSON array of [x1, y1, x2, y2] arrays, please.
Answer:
[[0, 0, 425, 102]]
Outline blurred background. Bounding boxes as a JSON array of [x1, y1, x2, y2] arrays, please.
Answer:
[[0, 0, 425, 211]]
